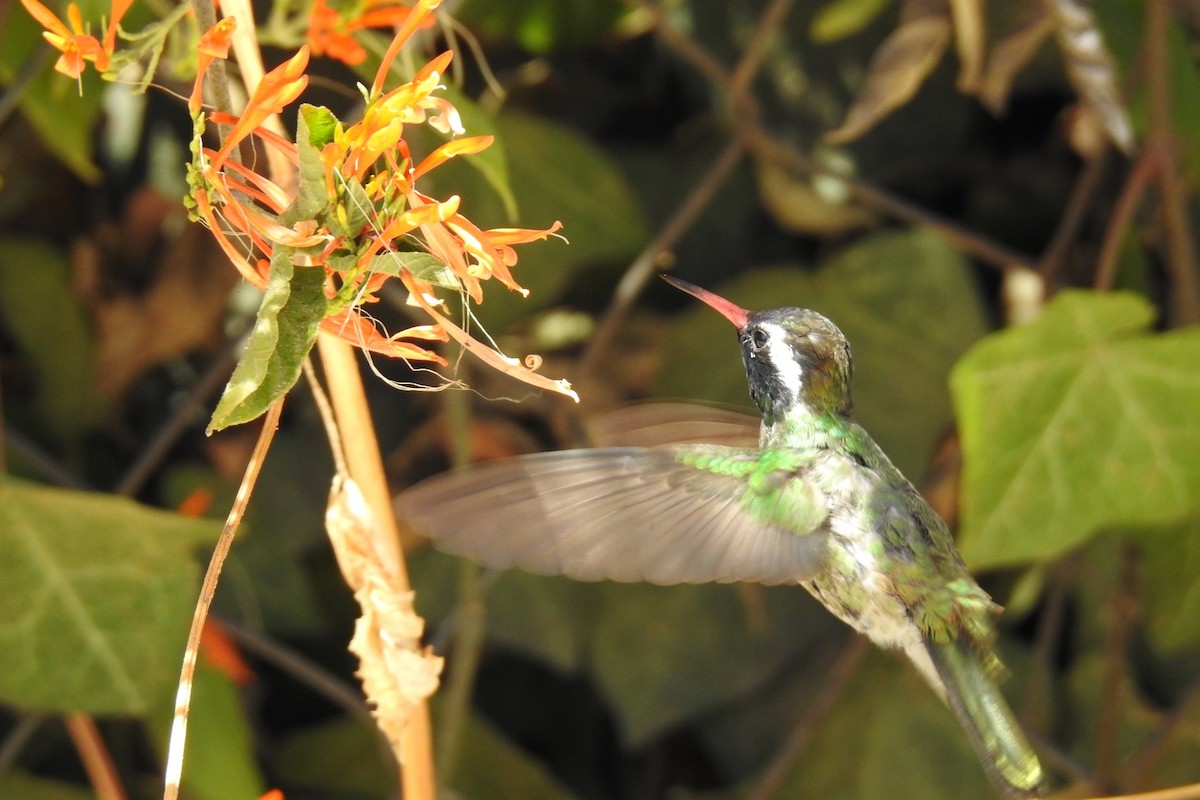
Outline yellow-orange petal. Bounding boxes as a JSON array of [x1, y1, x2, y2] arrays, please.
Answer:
[[321, 308, 448, 363], [378, 196, 459, 241], [103, 0, 134, 52], [22, 0, 70, 37], [213, 47, 310, 171], [482, 220, 565, 245], [370, 0, 443, 96], [194, 191, 268, 288], [412, 135, 493, 181]]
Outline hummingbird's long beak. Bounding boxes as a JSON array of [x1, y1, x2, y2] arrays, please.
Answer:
[[661, 275, 750, 329]]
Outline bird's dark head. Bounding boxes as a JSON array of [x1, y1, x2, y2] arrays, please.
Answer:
[[663, 276, 853, 422]]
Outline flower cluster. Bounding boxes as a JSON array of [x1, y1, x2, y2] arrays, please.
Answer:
[[184, 0, 575, 412], [22, 0, 575, 419]]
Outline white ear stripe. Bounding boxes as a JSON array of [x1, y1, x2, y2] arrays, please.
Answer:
[[760, 322, 804, 400]]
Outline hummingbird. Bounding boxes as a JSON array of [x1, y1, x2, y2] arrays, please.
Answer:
[[399, 275, 1045, 798]]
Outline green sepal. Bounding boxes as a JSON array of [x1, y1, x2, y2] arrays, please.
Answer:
[[208, 249, 328, 433]]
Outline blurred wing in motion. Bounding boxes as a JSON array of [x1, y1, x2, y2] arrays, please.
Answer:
[[586, 402, 761, 449], [398, 446, 829, 585]]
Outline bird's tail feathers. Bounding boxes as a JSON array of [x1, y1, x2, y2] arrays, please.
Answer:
[[925, 637, 1046, 799]]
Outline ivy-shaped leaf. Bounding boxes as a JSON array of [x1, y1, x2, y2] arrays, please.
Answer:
[[0, 479, 217, 713], [208, 250, 328, 432], [952, 290, 1200, 569]]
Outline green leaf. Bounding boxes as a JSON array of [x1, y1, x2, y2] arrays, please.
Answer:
[[952, 290, 1200, 569], [659, 228, 987, 477], [299, 103, 338, 148], [589, 582, 837, 744], [148, 660, 266, 800], [0, 773, 94, 800], [208, 252, 327, 433], [457, 0, 627, 53], [0, 478, 217, 713], [274, 717, 397, 797], [767, 654, 989, 800], [438, 84, 517, 219], [448, 712, 579, 799], [0, 6, 104, 183], [369, 251, 459, 289], [485, 571, 593, 672], [0, 237, 105, 439], [285, 108, 334, 226]]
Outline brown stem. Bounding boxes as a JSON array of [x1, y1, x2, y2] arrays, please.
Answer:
[[65, 714, 128, 800], [1145, 0, 1200, 325], [580, 133, 750, 374], [1093, 545, 1139, 792], [315, 334, 437, 800], [1094, 148, 1159, 291], [163, 400, 284, 800], [1039, 151, 1109, 284], [750, 131, 1036, 271]]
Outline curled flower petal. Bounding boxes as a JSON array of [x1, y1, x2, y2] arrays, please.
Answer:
[[402, 273, 578, 401]]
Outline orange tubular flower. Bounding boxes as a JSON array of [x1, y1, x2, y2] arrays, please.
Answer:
[[190, 17, 237, 114], [21, 0, 131, 79], [211, 47, 311, 171]]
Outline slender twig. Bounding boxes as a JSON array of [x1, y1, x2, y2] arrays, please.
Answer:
[[1125, 683, 1200, 789], [746, 637, 868, 800], [222, 621, 374, 722], [581, 133, 750, 373], [751, 131, 1037, 272], [432, 364, 486, 781], [623, 0, 730, 84], [1080, 782, 1200, 800], [1093, 148, 1158, 291], [1144, 0, 1200, 325], [1039, 150, 1109, 283], [0, 714, 45, 772], [2, 427, 90, 489], [1094, 545, 1139, 792], [115, 329, 248, 497], [65, 714, 128, 800], [727, 0, 796, 102], [163, 399, 284, 800]]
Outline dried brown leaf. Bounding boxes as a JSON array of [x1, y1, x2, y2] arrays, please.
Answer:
[[826, 0, 953, 144], [75, 189, 236, 397], [948, 0, 985, 92], [978, 0, 1054, 113], [753, 153, 876, 235], [326, 475, 443, 758], [1051, 0, 1134, 153]]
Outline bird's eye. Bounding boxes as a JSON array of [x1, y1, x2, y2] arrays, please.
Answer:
[[751, 329, 769, 350]]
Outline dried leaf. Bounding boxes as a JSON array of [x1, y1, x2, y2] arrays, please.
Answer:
[[826, 0, 953, 144], [1051, 0, 1134, 153], [76, 189, 237, 399], [753, 153, 876, 235], [948, 0, 985, 92], [325, 475, 442, 758], [978, 0, 1054, 113]]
